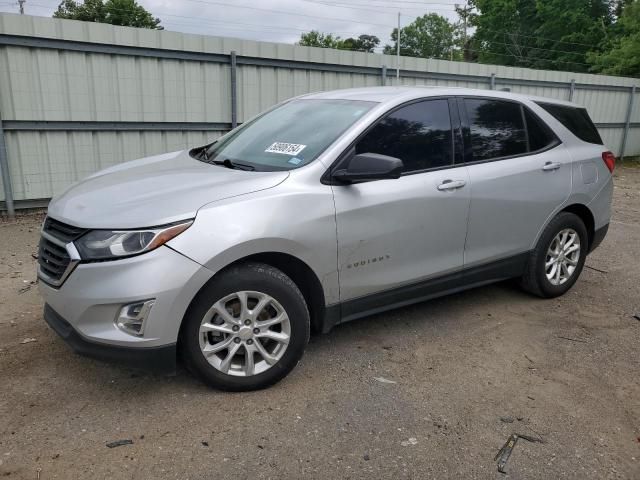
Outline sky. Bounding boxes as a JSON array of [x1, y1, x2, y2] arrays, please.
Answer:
[[0, 0, 463, 51]]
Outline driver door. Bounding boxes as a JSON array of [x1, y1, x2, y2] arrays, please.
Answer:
[[331, 98, 471, 314]]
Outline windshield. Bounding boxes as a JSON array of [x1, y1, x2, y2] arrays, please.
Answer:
[[200, 99, 376, 171]]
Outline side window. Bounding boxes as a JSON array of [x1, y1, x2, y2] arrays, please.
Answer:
[[465, 98, 527, 161], [524, 107, 558, 151], [536, 103, 603, 145], [356, 99, 453, 173]]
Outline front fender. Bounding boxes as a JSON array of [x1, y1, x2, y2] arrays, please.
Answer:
[[167, 184, 339, 304]]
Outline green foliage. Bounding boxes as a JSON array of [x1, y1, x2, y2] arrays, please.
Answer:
[[469, 0, 612, 72], [54, 0, 162, 29], [383, 13, 459, 60], [297, 31, 380, 53], [468, 0, 537, 67], [535, 0, 612, 69], [297, 30, 342, 49], [340, 35, 380, 53], [455, 3, 477, 61], [589, 0, 640, 76]]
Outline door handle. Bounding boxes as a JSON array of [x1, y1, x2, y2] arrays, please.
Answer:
[[542, 161, 561, 171], [437, 179, 466, 191]]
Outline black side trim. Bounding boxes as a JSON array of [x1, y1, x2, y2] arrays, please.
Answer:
[[322, 252, 530, 331], [43, 304, 176, 374], [589, 223, 609, 253]]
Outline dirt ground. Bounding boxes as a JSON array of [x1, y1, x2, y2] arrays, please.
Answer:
[[1, 166, 639, 480]]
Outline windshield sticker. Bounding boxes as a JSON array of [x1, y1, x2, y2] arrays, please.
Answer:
[[288, 157, 303, 165], [265, 142, 307, 156]]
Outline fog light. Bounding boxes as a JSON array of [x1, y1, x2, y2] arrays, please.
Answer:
[[116, 300, 155, 337]]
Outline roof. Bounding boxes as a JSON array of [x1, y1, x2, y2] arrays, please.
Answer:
[[301, 86, 580, 108]]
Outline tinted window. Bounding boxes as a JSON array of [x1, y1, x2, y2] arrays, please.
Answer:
[[537, 103, 602, 145], [524, 107, 558, 151], [356, 99, 453, 172], [465, 99, 527, 161]]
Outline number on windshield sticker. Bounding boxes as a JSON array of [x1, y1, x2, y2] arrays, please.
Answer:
[[265, 142, 307, 156]]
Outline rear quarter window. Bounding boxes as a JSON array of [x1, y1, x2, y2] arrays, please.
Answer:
[[536, 103, 603, 145]]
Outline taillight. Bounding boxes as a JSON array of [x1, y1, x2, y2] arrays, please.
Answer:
[[602, 151, 615, 173]]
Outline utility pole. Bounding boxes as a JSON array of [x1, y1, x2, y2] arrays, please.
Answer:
[[18, 0, 25, 14], [456, 2, 471, 61], [396, 11, 401, 82]]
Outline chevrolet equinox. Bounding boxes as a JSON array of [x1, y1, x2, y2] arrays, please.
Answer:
[[38, 87, 613, 390]]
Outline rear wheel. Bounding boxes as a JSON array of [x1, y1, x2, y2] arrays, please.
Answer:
[[521, 212, 588, 298], [181, 263, 310, 391]]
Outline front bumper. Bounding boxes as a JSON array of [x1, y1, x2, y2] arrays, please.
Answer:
[[39, 245, 214, 368], [44, 304, 176, 373]]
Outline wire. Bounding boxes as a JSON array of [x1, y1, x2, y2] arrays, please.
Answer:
[[27, 2, 385, 39], [454, 46, 591, 67], [27, 0, 593, 62], [333, 0, 459, 5], [302, 1, 587, 57], [176, 0, 398, 29], [481, 31, 593, 50], [302, 0, 457, 14], [26, 0, 603, 50], [31, 0, 598, 51]]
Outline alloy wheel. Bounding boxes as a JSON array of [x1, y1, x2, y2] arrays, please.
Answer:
[[545, 228, 581, 286], [198, 291, 291, 377]]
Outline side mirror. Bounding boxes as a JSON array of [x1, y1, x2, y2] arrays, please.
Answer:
[[333, 153, 403, 184]]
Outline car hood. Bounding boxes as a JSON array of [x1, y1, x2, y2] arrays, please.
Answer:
[[47, 150, 289, 229]]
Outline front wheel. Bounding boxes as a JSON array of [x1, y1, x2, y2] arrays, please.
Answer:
[[520, 212, 588, 298], [181, 263, 310, 391]]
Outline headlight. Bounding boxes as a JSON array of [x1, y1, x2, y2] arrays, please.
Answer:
[[74, 220, 193, 261]]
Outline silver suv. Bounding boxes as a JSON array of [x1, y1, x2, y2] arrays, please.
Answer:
[[38, 87, 613, 390]]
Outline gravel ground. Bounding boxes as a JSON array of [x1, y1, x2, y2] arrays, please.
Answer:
[[1, 166, 639, 480]]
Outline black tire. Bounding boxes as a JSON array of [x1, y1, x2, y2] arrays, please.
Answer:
[[181, 262, 310, 391], [520, 212, 588, 298]]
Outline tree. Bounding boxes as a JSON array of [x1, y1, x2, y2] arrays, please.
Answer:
[[297, 31, 379, 52], [340, 35, 380, 53], [455, 3, 478, 61], [54, 0, 162, 29], [534, 0, 612, 70], [468, 0, 612, 72], [589, 0, 640, 76], [297, 30, 342, 49], [383, 14, 459, 60]]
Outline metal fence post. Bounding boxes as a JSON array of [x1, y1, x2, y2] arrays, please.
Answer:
[[0, 110, 15, 217], [568, 79, 575, 101], [489, 73, 496, 90], [381, 65, 387, 86], [619, 85, 636, 161], [230, 50, 238, 129]]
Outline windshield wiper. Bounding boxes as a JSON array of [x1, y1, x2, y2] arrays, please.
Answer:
[[213, 158, 256, 171]]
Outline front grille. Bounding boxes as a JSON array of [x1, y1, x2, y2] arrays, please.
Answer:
[[42, 217, 87, 243], [38, 218, 87, 285], [38, 238, 71, 281]]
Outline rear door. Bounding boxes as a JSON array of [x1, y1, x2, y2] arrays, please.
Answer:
[[460, 97, 572, 266], [332, 98, 470, 303]]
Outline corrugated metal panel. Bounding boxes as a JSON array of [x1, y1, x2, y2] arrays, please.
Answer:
[[573, 88, 632, 123], [0, 13, 638, 205], [599, 128, 623, 156], [4, 130, 219, 200], [630, 92, 640, 124], [621, 126, 640, 156], [0, 47, 231, 122]]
